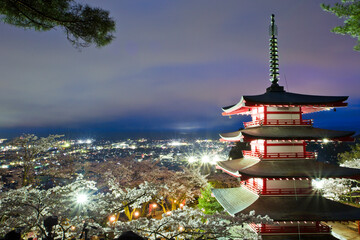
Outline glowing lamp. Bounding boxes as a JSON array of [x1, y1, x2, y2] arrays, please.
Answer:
[[76, 193, 88, 204], [201, 155, 210, 163], [187, 156, 196, 163], [109, 215, 116, 222], [312, 179, 324, 190]]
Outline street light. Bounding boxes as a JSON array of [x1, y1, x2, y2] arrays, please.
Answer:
[[152, 203, 157, 217], [109, 215, 116, 222], [75, 192, 90, 240], [201, 155, 210, 164], [211, 155, 221, 165], [76, 193, 88, 204], [312, 179, 325, 190], [187, 156, 197, 163]]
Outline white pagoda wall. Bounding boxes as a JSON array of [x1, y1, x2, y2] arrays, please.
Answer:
[[267, 145, 303, 153], [267, 179, 311, 189], [265, 106, 301, 122]]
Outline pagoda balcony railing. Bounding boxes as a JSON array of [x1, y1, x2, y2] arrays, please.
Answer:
[[261, 187, 313, 195], [243, 183, 261, 194], [243, 150, 316, 159], [244, 119, 313, 128], [244, 184, 314, 196], [249, 223, 331, 234]]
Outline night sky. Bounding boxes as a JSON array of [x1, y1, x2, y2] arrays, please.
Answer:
[[0, 0, 360, 138]]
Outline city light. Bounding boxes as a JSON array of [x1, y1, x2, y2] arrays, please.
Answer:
[[77, 139, 93, 144], [323, 138, 329, 144], [62, 142, 71, 148], [169, 141, 182, 146]]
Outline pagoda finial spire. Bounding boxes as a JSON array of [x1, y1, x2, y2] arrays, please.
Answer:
[[266, 14, 284, 92], [269, 14, 279, 85]]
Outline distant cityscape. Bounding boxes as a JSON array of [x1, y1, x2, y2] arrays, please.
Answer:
[[0, 137, 232, 190]]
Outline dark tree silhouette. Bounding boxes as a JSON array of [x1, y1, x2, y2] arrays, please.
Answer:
[[0, 0, 115, 48], [322, 0, 360, 51]]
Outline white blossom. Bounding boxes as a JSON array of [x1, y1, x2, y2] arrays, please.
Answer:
[[114, 207, 270, 240]]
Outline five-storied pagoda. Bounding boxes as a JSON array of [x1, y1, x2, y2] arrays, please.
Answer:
[[212, 15, 360, 240]]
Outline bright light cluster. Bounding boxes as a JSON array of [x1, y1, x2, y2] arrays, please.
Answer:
[[77, 139, 93, 144], [168, 141, 187, 146], [187, 154, 223, 165]]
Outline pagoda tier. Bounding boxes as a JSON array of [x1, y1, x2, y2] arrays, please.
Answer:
[[222, 91, 348, 116], [241, 194, 360, 221], [220, 126, 354, 142], [217, 158, 360, 179], [212, 187, 360, 220]]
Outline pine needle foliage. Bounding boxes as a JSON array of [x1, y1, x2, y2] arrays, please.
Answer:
[[0, 0, 115, 48]]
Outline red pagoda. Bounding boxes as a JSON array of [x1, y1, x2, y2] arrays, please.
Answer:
[[212, 15, 360, 240]]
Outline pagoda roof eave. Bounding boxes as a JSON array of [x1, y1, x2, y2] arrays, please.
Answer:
[[237, 194, 360, 221], [222, 91, 348, 116], [220, 126, 355, 142], [222, 97, 248, 116], [211, 186, 259, 216], [212, 188, 360, 221], [217, 158, 360, 179], [219, 131, 244, 142], [216, 157, 260, 177]]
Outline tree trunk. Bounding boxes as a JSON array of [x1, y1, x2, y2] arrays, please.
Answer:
[[22, 165, 30, 186]]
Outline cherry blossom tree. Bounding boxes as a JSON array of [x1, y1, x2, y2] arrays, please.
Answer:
[[83, 158, 207, 215], [115, 207, 271, 240], [150, 168, 207, 213], [6, 134, 63, 187], [0, 176, 160, 239], [318, 159, 360, 204]]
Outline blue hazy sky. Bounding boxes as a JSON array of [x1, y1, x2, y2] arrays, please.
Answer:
[[0, 0, 359, 138]]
